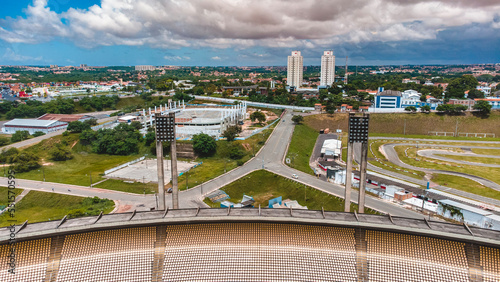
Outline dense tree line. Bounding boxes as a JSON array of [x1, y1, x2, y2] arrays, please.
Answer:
[[2, 98, 75, 119], [80, 123, 142, 155], [79, 95, 120, 111]]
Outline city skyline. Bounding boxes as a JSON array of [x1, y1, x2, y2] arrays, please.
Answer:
[[0, 0, 499, 66]]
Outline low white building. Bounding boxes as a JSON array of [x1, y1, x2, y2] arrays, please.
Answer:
[[321, 139, 341, 159], [437, 199, 500, 230], [401, 89, 421, 106], [3, 119, 67, 134]]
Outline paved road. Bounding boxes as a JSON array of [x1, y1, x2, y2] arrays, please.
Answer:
[[0, 177, 155, 212], [174, 111, 423, 219], [382, 143, 500, 191]]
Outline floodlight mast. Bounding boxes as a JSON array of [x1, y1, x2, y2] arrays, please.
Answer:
[[155, 112, 179, 210], [155, 113, 166, 211], [344, 112, 370, 213]]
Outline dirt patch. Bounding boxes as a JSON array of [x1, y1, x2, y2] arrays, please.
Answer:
[[242, 143, 251, 151], [70, 140, 78, 149], [253, 192, 275, 204], [116, 204, 133, 213]]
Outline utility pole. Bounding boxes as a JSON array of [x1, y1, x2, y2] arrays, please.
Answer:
[[89, 171, 92, 187], [455, 119, 459, 137], [345, 56, 348, 84]]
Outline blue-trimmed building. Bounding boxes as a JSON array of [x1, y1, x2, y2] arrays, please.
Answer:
[[375, 90, 402, 108]]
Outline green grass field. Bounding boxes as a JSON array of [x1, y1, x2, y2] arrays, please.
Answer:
[[471, 148, 500, 156], [0, 187, 23, 208], [94, 179, 157, 194], [0, 191, 115, 227], [431, 174, 500, 201], [285, 124, 319, 175], [16, 133, 140, 186], [203, 170, 378, 214]]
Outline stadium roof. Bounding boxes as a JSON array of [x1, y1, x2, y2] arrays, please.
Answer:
[[1, 209, 499, 248]]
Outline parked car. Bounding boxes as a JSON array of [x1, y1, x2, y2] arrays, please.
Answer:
[[292, 174, 298, 179]]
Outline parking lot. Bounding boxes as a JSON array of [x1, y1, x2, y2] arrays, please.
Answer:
[[105, 158, 199, 183]]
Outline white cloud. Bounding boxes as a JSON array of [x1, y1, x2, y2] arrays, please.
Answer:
[[211, 56, 221, 60], [0, 0, 499, 49], [164, 55, 190, 61], [2, 48, 42, 62]]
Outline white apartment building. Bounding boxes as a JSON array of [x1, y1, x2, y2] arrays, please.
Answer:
[[135, 65, 156, 71], [320, 51, 335, 87], [287, 51, 303, 89]]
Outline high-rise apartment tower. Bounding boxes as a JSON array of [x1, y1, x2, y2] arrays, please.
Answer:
[[287, 51, 303, 88], [320, 51, 335, 87]]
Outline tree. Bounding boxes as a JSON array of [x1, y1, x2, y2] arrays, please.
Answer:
[[80, 129, 97, 145], [404, 106, 417, 113], [11, 131, 30, 143], [32, 131, 46, 137], [144, 131, 156, 146], [130, 121, 142, 130], [420, 94, 427, 102], [467, 89, 485, 99], [192, 133, 216, 157], [49, 145, 73, 161], [436, 104, 467, 115], [473, 100, 492, 115], [67, 121, 92, 133], [11, 151, 41, 172], [0, 136, 9, 146], [291, 115, 304, 124], [445, 75, 479, 99], [250, 111, 266, 124], [420, 105, 431, 113], [223, 125, 242, 141]]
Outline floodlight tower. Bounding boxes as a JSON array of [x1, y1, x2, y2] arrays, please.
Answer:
[[155, 112, 179, 210], [344, 112, 370, 213]]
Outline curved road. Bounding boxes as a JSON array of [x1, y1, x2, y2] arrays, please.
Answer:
[[381, 143, 500, 191]]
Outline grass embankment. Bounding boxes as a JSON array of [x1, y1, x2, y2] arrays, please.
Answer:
[[285, 124, 319, 175], [95, 179, 157, 194], [0, 187, 23, 208], [435, 154, 500, 165], [16, 133, 140, 187], [303, 112, 500, 138], [396, 146, 500, 185], [177, 126, 274, 191], [203, 170, 378, 214], [471, 148, 500, 155], [0, 191, 114, 227], [431, 174, 500, 201]]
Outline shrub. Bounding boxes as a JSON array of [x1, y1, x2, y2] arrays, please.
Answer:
[[192, 133, 216, 157]]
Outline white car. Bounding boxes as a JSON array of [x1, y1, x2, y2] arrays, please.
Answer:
[[292, 174, 299, 179]]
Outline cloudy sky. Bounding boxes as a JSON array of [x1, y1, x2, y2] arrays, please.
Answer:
[[0, 0, 499, 66]]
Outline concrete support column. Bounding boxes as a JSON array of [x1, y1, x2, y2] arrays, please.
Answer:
[[156, 141, 165, 210], [358, 142, 368, 213], [344, 142, 354, 212], [171, 138, 179, 209]]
